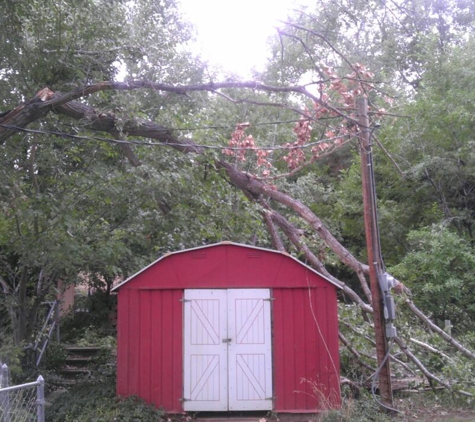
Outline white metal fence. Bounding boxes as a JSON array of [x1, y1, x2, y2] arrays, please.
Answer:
[[0, 362, 44, 422]]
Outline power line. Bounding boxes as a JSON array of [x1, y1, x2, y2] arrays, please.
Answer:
[[0, 123, 355, 152], [171, 116, 341, 131]]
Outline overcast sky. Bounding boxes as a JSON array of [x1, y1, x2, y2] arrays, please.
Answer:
[[178, 0, 309, 77]]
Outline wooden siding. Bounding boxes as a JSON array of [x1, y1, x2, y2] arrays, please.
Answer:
[[122, 244, 332, 291], [273, 287, 341, 411], [117, 289, 183, 412]]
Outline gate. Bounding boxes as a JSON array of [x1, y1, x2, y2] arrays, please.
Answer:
[[0, 362, 45, 422]]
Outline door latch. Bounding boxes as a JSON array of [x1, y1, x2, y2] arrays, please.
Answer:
[[222, 338, 232, 343]]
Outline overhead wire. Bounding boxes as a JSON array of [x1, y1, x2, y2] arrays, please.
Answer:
[[368, 125, 386, 271], [0, 123, 356, 152]]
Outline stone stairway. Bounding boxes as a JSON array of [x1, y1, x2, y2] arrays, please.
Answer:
[[59, 346, 101, 379]]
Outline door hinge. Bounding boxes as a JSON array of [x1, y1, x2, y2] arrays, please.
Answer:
[[179, 398, 188, 402], [264, 298, 275, 302], [179, 299, 191, 302]]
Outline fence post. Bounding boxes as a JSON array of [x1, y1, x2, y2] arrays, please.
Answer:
[[37, 375, 45, 422], [1, 364, 11, 422]]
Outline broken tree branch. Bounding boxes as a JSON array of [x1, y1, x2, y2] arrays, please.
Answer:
[[409, 337, 452, 361], [0, 80, 359, 143], [405, 298, 475, 360]]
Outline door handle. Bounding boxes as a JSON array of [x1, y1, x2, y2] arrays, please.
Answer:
[[222, 338, 232, 343]]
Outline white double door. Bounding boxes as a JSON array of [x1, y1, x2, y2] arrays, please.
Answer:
[[183, 289, 273, 411]]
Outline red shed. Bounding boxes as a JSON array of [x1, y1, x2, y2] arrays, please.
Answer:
[[112, 242, 341, 413]]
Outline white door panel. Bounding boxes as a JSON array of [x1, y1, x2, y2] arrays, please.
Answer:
[[183, 290, 228, 411], [184, 289, 272, 411], [228, 289, 273, 410]]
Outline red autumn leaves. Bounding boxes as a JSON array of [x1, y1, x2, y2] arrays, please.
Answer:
[[223, 63, 389, 178]]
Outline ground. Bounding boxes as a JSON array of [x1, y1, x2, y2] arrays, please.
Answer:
[[175, 400, 475, 422], [393, 397, 475, 422]]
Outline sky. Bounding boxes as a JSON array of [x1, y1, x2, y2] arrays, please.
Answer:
[[178, 0, 309, 77]]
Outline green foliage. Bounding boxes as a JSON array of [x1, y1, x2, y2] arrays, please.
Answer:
[[339, 298, 475, 398], [390, 226, 475, 328], [338, 303, 375, 381], [317, 396, 391, 422], [47, 377, 165, 422], [76, 329, 116, 349], [59, 292, 117, 344], [43, 342, 67, 370], [0, 338, 25, 380], [265, 0, 475, 93], [380, 38, 475, 241], [372, 40, 475, 328], [0, 0, 211, 343], [0, 0, 126, 96]]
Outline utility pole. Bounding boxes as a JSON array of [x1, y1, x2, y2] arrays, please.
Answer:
[[358, 97, 393, 407]]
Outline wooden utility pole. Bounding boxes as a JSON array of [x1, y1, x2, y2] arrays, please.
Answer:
[[358, 97, 393, 407]]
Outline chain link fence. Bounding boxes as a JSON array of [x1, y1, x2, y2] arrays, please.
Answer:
[[0, 361, 45, 422]]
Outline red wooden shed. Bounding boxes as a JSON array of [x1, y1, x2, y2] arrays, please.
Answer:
[[112, 242, 341, 413]]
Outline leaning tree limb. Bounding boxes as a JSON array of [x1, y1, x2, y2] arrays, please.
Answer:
[[390, 353, 417, 377], [3, 86, 475, 392], [339, 331, 376, 373], [262, 211, 286, 252], [217, 161, 371, 275], [393, 336, 473, 397], [0, 87, 200, 153], [0, 79, 359, 144], [404, 298, 475, 360], [341, 321, 416, 376], [262, 206, 373, 313], [1, 86, 372, 297], [409, 338, 452, 361]]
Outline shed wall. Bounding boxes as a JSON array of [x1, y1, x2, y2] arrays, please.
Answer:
[[117, 288, 183, 412], [273, 287, 341, 411]]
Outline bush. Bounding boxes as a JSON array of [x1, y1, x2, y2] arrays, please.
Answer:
[[59, 291, 117, 344], [317, 397, 391, 422], [47, 376, 165, 422], [42, 342, 67, 370], [0, 338, 25, 380]]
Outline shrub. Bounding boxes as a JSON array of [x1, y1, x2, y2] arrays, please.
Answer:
[[60, 291, 117, 344], [47, 376, 165, 422], [42, 342, 67, 370], [317, 396, 391, 422]]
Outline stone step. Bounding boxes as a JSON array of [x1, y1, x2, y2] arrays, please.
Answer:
[[64, 356, 94, 366], [64, 346, 101, 355], [196, 419, 267, 422], [194, 413, 314, 422], [59, 367, 91, 378], [59, 346, 101, 379]]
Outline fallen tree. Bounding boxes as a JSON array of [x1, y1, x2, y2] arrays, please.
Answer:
[[1, 78, 475, 399]]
